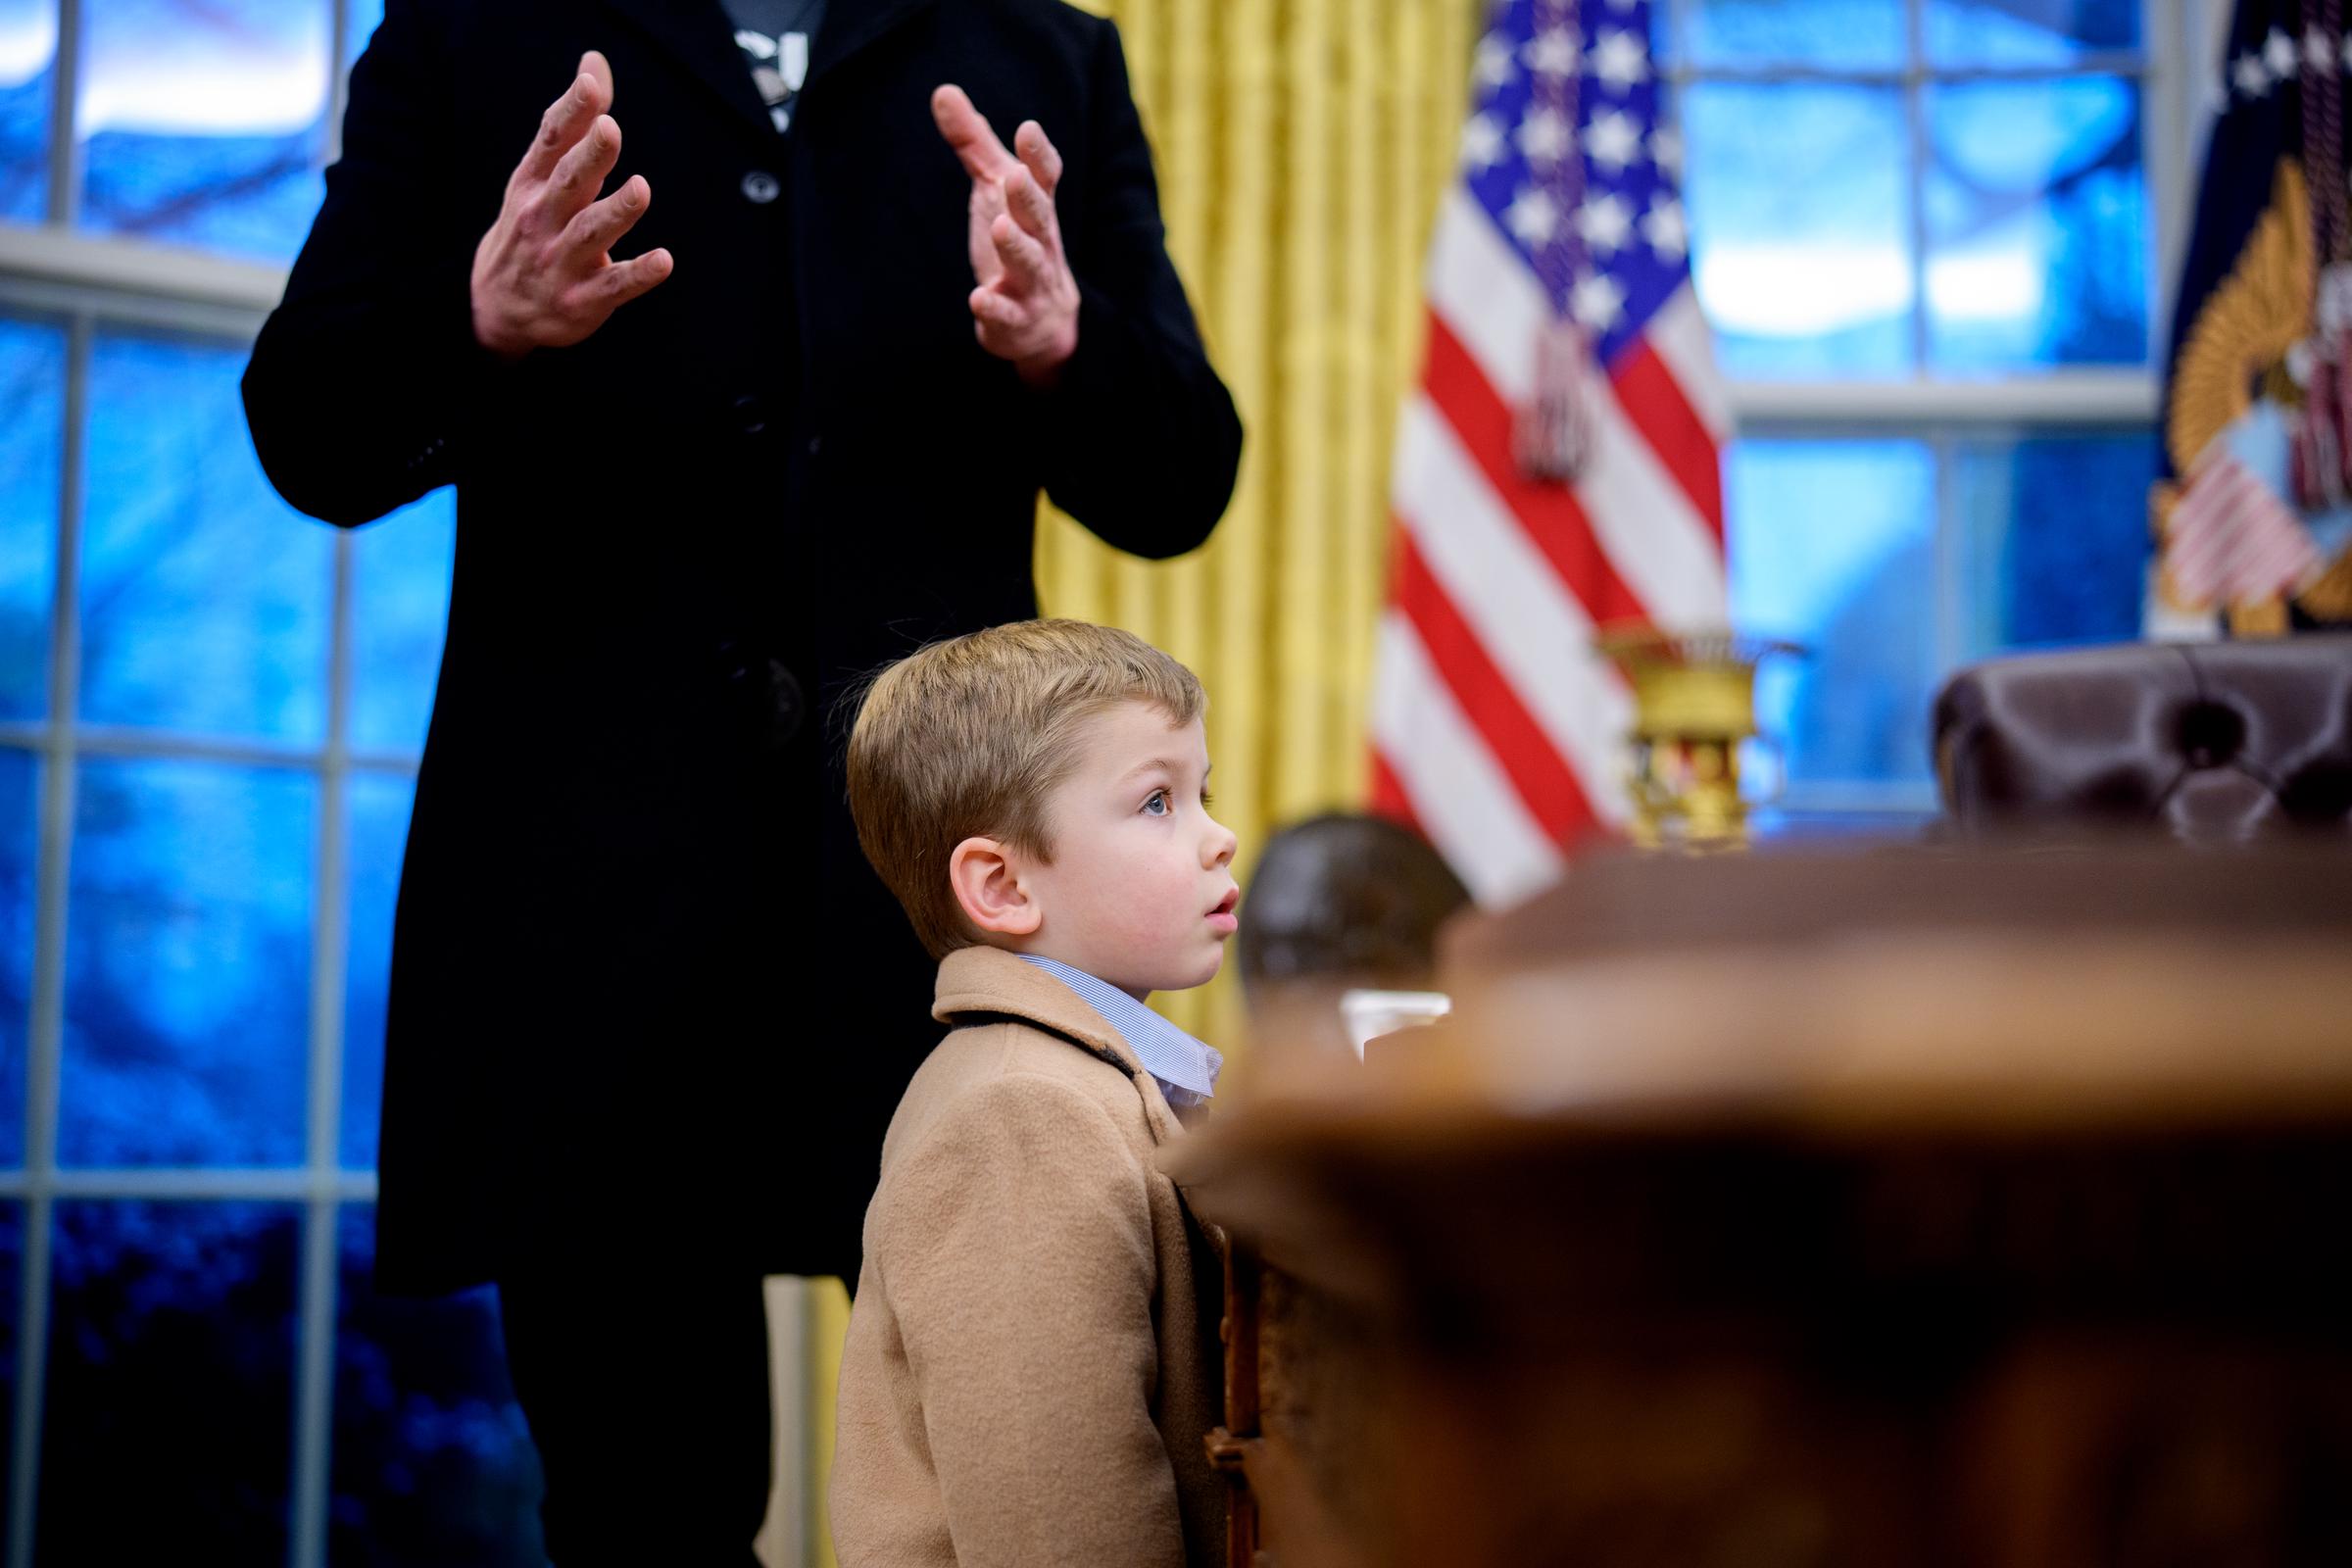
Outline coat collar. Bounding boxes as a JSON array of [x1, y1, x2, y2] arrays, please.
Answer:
[[596, 0, 772, 140], [597, 0, 940, 143], [933, 946, 1183, 1145], [808, 0, 940, 86]]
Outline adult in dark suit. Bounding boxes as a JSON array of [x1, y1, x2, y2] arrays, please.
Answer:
[[241, 0, 1240, 1558]]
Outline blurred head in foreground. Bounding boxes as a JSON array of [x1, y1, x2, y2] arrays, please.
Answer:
[[1236, 811, 1471, 1054]]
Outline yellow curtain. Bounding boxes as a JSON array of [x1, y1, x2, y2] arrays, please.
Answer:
[[1041, 0, 1481, 1044], [805, 6, 1479, 1563]]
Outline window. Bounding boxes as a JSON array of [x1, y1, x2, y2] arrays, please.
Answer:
[[0, 1, 537, 1560], [1663, 0, 2183, 823]]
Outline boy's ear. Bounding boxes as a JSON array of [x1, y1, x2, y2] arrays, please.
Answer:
[[948, 835, 1042, 938]]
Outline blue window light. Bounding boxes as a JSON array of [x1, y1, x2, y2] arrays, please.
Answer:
[[0, 0, 52, 221], [78, 328, 332, 744], [1, 313, 64, 722], [75, 0, 331, 262], [61, 758, 314, 1167], [40, 1200, 299, 1560]]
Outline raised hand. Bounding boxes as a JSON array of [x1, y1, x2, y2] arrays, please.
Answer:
[[470, 51, 672, 360], [930, 84, 1080, 387]]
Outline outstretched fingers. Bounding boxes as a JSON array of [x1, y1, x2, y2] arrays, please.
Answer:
[[522, 60, 613, 185], [564, 173, 652, 260], [584, 247, 673, 312], [546, 114, 621, 227], [988, 213, 1053, 294], [931, 83, 1013, 179], [1013, 121, 1062, 195], [1002, 165, 1059, 248], [968, 286, 1024, 328]]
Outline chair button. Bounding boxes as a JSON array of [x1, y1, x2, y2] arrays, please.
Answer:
[[741, 170, 780, 205]]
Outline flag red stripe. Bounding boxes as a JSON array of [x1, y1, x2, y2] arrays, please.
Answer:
[[1391, 527, 1598, 846], [1421, 313, 1650, 628], [1610, 337, 1726, 546]]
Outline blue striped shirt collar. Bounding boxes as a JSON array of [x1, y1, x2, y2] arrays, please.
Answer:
[[1015, 955, 1223, 1107]]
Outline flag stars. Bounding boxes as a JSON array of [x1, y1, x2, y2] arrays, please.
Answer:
[[1584, 109, 1642, 174], [1517, 106, 1573, 166], [2232, 49, 2274, 98], [1474, 33, 1518, 89], [2264, 26, 2299, 78], [1505, 185, 1562, 247], [1648, 123, 1683, 177], [1642, 195, 1688, 261], [1575, 193, 1633, 255], [2307, 24, 2336, 72], [1571, 270, 1628, 331], [1523, 24, 1583, 79], [1461, 113, 1506, 172], [1588, 29, 1650, 90]]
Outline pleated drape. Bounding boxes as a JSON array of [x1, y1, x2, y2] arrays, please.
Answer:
[[1039, 0, 1481, 1041]]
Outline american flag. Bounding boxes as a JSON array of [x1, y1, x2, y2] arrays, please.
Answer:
[[1369, 0, 1728, 906]]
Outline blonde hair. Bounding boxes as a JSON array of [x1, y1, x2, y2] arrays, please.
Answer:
[[846, 619, 1206, 957]]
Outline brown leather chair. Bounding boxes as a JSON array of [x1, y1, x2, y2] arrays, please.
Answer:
[[1933, 638, 2352, 841]]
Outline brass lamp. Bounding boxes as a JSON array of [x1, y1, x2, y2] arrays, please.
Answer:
[[1593, 627, 1800, 851]]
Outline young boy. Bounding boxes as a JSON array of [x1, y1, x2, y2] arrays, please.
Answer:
[[831, 618, 1240, 1568]]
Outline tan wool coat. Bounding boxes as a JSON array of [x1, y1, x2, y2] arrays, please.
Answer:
[[830, 946, 1227, 1568]]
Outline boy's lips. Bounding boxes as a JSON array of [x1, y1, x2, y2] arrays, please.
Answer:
[[1205, 886, 1240, 934]]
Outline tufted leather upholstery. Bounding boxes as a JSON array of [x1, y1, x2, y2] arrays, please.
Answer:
[[1933, 638, 2352, 841]]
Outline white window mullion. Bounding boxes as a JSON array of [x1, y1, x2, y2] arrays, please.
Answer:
[[44, 0, 83, 230], [1903, 0, 1931, 371], [8, 306, 90, 1568], [327, 0, 353, 166], [288, 487, 359, 1568]]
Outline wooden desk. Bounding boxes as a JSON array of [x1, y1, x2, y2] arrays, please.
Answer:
[[1172, 846, 2352, 1568]]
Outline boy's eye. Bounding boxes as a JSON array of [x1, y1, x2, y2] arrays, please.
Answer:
[[1143, 790, 1170, 816]]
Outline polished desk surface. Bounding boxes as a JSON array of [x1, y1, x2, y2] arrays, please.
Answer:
[[1170, 843, 2352, 1568]]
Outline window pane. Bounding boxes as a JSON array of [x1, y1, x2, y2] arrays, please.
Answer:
[[1926, 0, 2139, 67], [351, 489, 455, 758], [332, 1206, 547, 1566], [1729, 438, 1938, 789], [61, 758, 313, 1167], [79, 328, 332, 744], [0, 0, 48, 221], [1683, 0, 1904, 69], [42, 1200, 297, 1561], [1685, 82, 1912, 376], [345, 0, 383, 70], [77, 0, 330, 262], [1926, 77, 2148, 369], [1, 312, 65, 722], [0, 750, 34, 1167], [1954, 431, 2154, 655], [342, 769, 411, 1170]]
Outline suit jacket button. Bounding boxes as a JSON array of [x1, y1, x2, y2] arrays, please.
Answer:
[[733, 394, 769, 436], [741, 170, 780, 205]]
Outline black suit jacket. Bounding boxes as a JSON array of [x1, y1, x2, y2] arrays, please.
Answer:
[[242, 0, 1241, 1293]]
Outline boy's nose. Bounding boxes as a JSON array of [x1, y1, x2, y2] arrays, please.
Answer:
[[1202, 817, 1237, 869]]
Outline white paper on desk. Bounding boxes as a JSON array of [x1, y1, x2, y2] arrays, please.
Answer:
[[1339, 989, 1451, 1060]]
